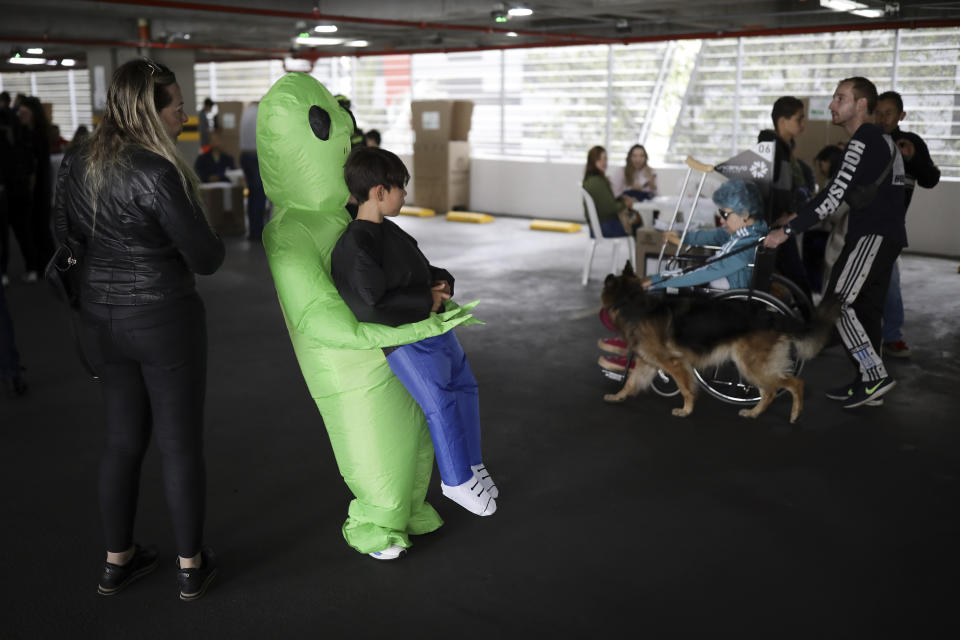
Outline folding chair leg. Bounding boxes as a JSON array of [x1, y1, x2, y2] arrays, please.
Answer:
[[610, 240, 620, 276], [582, 239, 597, 285]]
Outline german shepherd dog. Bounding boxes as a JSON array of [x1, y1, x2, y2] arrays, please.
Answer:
[[600, 263, 839, 423]]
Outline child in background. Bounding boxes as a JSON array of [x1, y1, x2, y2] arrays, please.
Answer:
[[331, 147, 498, 518]]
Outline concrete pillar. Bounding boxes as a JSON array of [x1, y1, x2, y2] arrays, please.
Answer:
[[151, 49, 199, 160], [86, 46, 139, 122]]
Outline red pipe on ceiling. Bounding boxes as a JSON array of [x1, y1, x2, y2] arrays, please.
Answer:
[[4, 18, 960, 64], [83, 0, 625, 44]]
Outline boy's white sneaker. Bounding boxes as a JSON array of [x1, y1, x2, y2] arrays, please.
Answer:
[[369, 544, 407, 560], [471, 463, 498, 499], [441, 478, 496, 516]]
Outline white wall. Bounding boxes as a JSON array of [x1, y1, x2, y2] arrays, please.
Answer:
[[404, 155, 958, 259]]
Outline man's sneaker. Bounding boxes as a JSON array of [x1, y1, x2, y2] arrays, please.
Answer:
[[825, 378, 860, 401], [597, 336, 628, 356], [441, 477, 496, 516], [97, 544, 159, 596], [369, 544, 408, 561], [826, 378, 883, 406], [883, 340, 911, 358], [598, 355, 635, 373], [471, 463, 498, 499], [176, 547, 217, 601], [843, 377, 896, 409]]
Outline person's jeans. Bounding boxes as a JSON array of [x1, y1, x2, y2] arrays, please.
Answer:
[[79, 294, 209, 557], [386, 331, 482, 487], [881, 259, 903, 343], [240, 151, 266, 240]]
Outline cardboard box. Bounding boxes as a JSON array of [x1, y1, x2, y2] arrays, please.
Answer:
[[213, 101, 245, 159], [411, 100, 473, 142], [199, 183, 245, 236], [413, 141, 470, 212], [414, 174, 470, 214]]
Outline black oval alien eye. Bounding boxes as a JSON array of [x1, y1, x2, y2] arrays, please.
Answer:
[[308, 105, 331, 141]]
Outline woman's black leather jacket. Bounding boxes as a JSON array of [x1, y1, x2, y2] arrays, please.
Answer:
[[53, 145, 225, 306]]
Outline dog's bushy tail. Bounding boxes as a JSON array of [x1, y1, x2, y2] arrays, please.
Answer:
[[793, 294, 841, 360]]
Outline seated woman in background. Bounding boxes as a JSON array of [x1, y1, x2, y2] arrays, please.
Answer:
[[582, 145, 641, 237], [610, 144, 658, 202]]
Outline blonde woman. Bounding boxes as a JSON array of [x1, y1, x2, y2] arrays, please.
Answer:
[[52, 59, 224, 600]]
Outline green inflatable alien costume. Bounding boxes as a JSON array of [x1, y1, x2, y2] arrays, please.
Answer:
[[258, 73, 478, 554]]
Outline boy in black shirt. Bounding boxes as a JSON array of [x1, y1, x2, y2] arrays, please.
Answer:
[[765, 76, 905, 409], [332, 147, 497, 517]]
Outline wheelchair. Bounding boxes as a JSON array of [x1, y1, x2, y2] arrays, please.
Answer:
[[602, 156, 814, 408]]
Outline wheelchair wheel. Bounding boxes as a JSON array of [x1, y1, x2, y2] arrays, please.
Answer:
[[769, 273, 814, 322], [693, 289, 804, 406], [650, 369, 681, 397]]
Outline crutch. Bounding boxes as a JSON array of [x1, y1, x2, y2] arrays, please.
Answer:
[[655, 156, 715, 275]]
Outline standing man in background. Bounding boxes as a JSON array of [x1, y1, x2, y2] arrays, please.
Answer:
[[239, 101, 266, 242], [765, 77, 906, 409], [873, 90, 941, 359], [198, 98, 216, 150], [763, 96, 817, 299]]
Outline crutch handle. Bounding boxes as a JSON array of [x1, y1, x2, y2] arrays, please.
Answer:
[[685, 156, 715, 173]]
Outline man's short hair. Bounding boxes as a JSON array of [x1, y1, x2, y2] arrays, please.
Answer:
[[877, 90, 904, 114], [203, 97, 214, 108], [344, 146, 410, 204], [840, 76, 878, 114], [771, 96, 804, 128], [364, 129, 381, 146]]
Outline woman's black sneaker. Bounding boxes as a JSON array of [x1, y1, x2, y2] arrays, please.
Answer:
[[97, 544, 159, 595], [177, 547, 217, 601]]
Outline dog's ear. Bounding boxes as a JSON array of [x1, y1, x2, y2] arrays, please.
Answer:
[[622, 261, 634, 277]]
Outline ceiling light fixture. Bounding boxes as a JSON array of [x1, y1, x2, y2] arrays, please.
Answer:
[[508, 6, 533, 17], [345, 40, 369, 47], [61, 58, 76, 67], [294, 35, 343, 46], [314, 24, 338, 33], [506, 31, 518, 37], [26, 47, 44, 54], [8, 55, 47, 65], [820, 0, 883, 17]]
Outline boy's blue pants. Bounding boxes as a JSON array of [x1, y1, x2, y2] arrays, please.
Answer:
[[386, 331, 481, 486]]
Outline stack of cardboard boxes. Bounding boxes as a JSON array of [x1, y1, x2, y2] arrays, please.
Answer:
[[411, 100, 473, 213]]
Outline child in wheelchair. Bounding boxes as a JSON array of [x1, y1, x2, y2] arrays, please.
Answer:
[[599, 179, 768, 370]]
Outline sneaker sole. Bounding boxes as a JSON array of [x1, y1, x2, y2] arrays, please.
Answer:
[[597, 340, 628, 356], [97, 558, 159, 596], [369, 548, 408, 561], [179, 568, 218, 601], [843, 380, 897, 409]]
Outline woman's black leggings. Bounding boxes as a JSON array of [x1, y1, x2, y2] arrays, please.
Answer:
[[80, 294, 208, 558]]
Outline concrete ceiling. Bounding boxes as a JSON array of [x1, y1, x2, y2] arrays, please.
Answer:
[[1, 0, 959, 72]]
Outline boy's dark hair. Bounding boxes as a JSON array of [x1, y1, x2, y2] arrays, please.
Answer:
[[771, 96, 804, 128], [877, 90, 904, 114], [344, 146, 410, 204], [840, 76, 878, 114], [364, 129, 381, 146], [203, 97, 214, 109]]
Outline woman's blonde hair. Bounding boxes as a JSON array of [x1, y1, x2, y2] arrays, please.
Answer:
[[80, 58, 200, 226]]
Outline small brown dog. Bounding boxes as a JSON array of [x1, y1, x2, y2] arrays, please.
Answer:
[[600, 263, 838, 423]]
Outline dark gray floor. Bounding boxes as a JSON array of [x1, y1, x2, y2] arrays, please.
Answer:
[[2, 216, 959, 638]]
